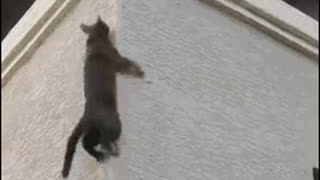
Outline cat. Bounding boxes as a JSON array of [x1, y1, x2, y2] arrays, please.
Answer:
[[62, 16, 145, 178]]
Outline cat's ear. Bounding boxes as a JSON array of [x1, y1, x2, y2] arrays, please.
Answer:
[[80, 24, 93, 34], [97, 15, 103, 23]]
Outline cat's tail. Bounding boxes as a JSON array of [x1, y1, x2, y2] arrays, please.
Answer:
[[62, 119, 86, 178]]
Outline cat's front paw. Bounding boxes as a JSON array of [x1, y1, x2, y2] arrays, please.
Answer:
[[129, 63, 145, 78], [134, 69, 145, 78]]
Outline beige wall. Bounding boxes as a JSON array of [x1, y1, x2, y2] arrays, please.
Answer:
[[2, 0, 318, 179]]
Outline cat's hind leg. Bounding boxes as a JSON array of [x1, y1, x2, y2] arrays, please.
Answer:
[[82, 129, 106, 162]]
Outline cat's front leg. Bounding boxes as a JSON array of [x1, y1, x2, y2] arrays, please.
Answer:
[[116, 57, 145, 78]]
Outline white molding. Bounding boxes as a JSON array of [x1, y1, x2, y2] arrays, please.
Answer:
[[1, 0, 81, 87], [199, 0, 318, 60], [231, 0, 318, 47]]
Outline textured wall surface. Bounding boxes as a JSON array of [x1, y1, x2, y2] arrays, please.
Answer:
[[2, 0, 318, 180]]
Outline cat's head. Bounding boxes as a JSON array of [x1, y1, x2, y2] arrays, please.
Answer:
[[80, 16, 110, 39]]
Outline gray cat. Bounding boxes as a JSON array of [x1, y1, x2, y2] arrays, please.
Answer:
[[62, 16, 144, 178]]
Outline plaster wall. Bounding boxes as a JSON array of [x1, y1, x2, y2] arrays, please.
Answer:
[[2, 0, 318, 179]]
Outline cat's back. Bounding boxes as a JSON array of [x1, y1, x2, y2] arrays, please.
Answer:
[[83, 53, 117, 104]]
